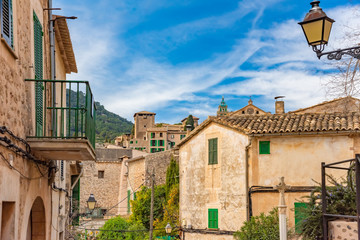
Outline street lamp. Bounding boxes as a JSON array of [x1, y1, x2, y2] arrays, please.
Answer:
[[165, 223, 172, 239], [299, 0, 360, 60], [87, 193, 97, 211]]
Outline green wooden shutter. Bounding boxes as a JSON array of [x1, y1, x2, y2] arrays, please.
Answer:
[[294, 202, 307, 233], [259, 141, 270, 154], [33, 13, 43, 136], [208, 138, 218, 165], [71, 175, 80, 225], [208, 209, 218, 229], [127, 190, 131, 213]]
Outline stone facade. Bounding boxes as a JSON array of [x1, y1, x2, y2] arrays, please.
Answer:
[[118, 111, 194, 153], [0, 0, 85, 239], [178, 97, 360, 240], [329, 220, 358, 240]]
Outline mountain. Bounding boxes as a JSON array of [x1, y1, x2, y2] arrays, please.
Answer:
[[66, 90, 133, 142]]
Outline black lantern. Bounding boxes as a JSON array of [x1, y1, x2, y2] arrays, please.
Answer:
[[86, 193, 97, 210], [299, 0, 360, 60]]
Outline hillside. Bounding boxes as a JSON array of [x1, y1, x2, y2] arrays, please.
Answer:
[[66, 90, 133, 142]]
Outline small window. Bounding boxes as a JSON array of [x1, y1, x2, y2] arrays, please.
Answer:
[[1, 0, 14, 48], [256, 111, 259, 114], [208, 209, 218, 229], [180, 134, 186, 140], [160, 133, 163, 137], [151, 133, 155, 138], [136, 140, 138, 144], [130, 141, 133, 144], [127, 190, 131, 213], [144, 125, 146, 128], [98, 170, 104, 179], [159, 140, 164, 146], [151, 140, 156, 146], [208, 138, 218, 165], [144, 137, 146, 140], [259, 141, 270, 154], [242, 111, 245, 114], [171, 134, 174, 139]]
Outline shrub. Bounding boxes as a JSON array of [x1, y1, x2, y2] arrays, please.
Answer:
[[234, 208, 279, 240]]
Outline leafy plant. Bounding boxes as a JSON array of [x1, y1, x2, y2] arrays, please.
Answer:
[[297, 172, 357, 240], [97, 216, 148, 240], [234, 208, 280, 240]]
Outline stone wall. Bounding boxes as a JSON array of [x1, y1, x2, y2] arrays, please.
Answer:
[[145, 148, 178, 186], [329, 220, 358, 240], [80, 148, 133, 216]]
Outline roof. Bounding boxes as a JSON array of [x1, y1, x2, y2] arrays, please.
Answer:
[[178, 112, 360, 147], [53, 15, 77, 73], [134, 111, 156, 117], [290, 96, 360, 114]]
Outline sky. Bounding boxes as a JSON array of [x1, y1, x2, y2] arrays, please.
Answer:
[[54, 0, 360, 124]]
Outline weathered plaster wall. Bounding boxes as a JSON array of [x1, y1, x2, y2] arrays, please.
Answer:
[[183, 232, 234, 240], [145, 150, 178, 186], [250, 135, 354, 228], [179, 123, 249, 233]]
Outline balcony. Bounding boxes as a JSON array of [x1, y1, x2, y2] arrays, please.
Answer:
[[25, 79, 96, 161]]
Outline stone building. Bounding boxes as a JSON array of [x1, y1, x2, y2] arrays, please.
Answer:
[[117, 111, 197, 153], [0, 1, 95, 239], [178, 97, 360, 240], [80, 147, 178, 218]]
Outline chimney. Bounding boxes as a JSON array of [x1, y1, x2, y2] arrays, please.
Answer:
[[275, 96, 285, 114]]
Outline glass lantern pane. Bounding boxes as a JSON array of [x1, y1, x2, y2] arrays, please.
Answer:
[[302, 20, 324, 45], [323, 19, 333, 43]]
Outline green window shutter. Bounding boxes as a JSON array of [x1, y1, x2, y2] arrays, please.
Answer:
[[259, 141, 270, 154], [208, 209, 218, 229], [1, 0, 13, 47], [133, 192, 137, 200], [33, 12, 43, 137], [208, 138, 218, 164], [294, 202, 307, 233], [127, 190, 131, 213]]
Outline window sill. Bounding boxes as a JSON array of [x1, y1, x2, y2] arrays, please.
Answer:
[[1, 37, 18, 59]]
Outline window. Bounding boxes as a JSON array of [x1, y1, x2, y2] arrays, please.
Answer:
[[180, 134, 186, 140], [144, 125, 146, 128], [160, 133, 163, 137], [133, 192, 137, 200], [294, 202, 307, 233], [208, 138, 218, 165], [208, 209, 218, 229], [171, 134, 174, 139], [151, 132, 155, 138], [130, 141, 133, 144], [98, 170, 104, 179], [259, 141, 270, 154], [150, 148, 156, 153], [150, 140, 156, 146], [1, 0, 13, 48], [144, 137, 146, 140], [159, 140, 164, 146], [136, 140, 138, 144]]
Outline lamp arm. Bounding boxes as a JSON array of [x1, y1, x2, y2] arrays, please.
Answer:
[[313, 45, 360, 60]]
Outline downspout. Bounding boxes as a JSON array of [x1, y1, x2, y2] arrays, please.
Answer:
[[245, 136, 253, 221], [49, 0, 56, 136]]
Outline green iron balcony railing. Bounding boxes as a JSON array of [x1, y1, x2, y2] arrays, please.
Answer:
[[25, 79, 96, 148]]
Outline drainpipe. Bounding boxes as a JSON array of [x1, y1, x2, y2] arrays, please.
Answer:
[[49, 0, 56, 136], [245, 136, 253, 221]]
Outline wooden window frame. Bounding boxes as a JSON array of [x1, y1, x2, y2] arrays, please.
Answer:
[[208, 208, 218, 229], [259, 141, 270, 154]]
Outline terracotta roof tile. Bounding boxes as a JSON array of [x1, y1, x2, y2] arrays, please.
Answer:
[[211, 112, 360, 135]]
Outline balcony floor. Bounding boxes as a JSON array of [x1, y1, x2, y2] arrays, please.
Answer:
[[27, 138, 96, 161]]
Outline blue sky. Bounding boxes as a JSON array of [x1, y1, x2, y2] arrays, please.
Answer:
[[54, 0, 360, 124]]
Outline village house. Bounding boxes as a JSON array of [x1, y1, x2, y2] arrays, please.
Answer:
[[178, 96, 360, 240], [116, 111, 198, 153], [0, 1, 95, 239]]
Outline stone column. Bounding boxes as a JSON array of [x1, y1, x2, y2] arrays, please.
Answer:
[[274, 177, 291, 240]]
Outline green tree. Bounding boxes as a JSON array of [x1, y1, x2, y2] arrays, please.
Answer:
[[234, 208, 280, 240], [129, 185, 166, 229], [165, 157, 179, 198], [97, 216, 148, 240], [183, 115, 194, 131]]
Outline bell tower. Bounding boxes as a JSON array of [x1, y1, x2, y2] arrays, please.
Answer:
[[217, 96, 228, 116]]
